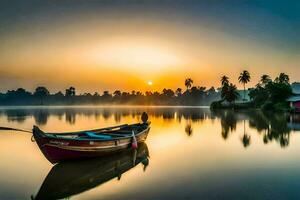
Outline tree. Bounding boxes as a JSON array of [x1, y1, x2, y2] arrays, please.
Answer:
[[221, 84, 229, 100], [220, 76, 231, 102], [7, 88, 31, 98], [249, 73, 292, 110], [145, 91, 152, 96], [260, 74, 272, 86], [136, 91, 143, 96], [113, 90, 121, 97], [102, 91, 112, 103], [15, 88, 31, 96], [184, 78, 193, 91], [225, 84, 239, 104], [238, 70, 251, 101], [65, 87, 75, 96], [102, 91, 111, 97], [266, 82, 292, 103], [34, 86, 50, 105], [275, 73, 289, 84], [83, 93, 92, 97], [248, 85, 269, 107], [162, 89, 175, 98], [190, 86, 201, 103], [54, 91, 64, 97], [175, 88, 182, 97], [221, 75, 229, 86], [93, 92, 100, 97], [207, 87, 216, 94]]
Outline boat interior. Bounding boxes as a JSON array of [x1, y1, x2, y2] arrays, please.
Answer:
[[43, 123, 149, 140]]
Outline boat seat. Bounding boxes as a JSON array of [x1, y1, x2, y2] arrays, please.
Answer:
[[100, 132, 132, 137], [103, 130, 132, 134], [85, 132, 113, 139]]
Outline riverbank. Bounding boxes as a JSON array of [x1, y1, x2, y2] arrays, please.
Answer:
[[210, 100, 291, 112]]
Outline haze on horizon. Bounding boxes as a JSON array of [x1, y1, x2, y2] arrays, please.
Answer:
[[0, 0, 299, 94]]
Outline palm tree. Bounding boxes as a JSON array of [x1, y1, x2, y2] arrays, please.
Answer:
[[225, 84, 239, 104], [184, 78, 193, 91], [221, 75, 229, 86], [220, 76, 230, 101], [221, 83, 229, 100], [238, 70, 251, 101], [260, 74, 271, 86], [275, 73, 290, 84], [241, 118, 251, 148], [241, 134, 251, 148]]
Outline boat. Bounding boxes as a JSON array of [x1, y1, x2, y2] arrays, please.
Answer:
[[32, 143, 149, 200], [32, 113, 150, 163]]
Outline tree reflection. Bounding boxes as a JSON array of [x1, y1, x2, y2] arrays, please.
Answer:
[[65, 110, 76, 124], [34, 110, 49, 125], [261, 112, 291, 148], [212, 110, 237, 140], [241, 120, 251, 148], [185, 123, 193, 137], [241, 133, 251, 148], [0, 107, 297, 149], [5, 110, 28, 123], [214, 109, 292, 148]]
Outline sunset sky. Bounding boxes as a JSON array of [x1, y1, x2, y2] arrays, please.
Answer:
[[0, 0, 299, 93]]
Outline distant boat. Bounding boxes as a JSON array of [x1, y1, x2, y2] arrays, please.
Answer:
[[33, 143, 149, 200], [32, 114, 150, 163]]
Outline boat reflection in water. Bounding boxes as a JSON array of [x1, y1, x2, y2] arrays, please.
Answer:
[[33, 143, 149, 200]]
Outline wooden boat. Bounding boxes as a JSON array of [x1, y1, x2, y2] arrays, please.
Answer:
[[33, 143, 149, 200], [32, 117, 150, 163]]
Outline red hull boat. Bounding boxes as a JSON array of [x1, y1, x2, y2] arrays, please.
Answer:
[[33, 121, 150, 163]]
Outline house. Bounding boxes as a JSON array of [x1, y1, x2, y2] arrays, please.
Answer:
[[291, 82, 300, 94], [287, 83, 300, 112], [236, 90, 251, 103], [287, 96, 300, 112]]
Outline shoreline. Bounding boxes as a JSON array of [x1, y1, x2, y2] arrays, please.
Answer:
[[0, 105, 211, 109]]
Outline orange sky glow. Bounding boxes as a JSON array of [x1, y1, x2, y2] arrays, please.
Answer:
[[0, 1, 299, 93]]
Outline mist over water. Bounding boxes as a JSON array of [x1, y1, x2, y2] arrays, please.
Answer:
[[0, 106, 300, 200]]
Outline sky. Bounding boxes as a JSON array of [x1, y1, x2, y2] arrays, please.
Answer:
[[0, 0, 299, 93]]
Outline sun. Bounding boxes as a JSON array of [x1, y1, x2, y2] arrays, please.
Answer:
[[147, 81, 153, 86]]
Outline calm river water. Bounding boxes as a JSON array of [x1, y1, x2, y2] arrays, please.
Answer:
[[0, 106, 300, 200]]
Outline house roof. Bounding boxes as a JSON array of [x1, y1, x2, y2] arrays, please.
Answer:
[[291, 83, 300, 95]]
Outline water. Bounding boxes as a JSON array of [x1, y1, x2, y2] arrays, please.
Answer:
[[0, 106, 300, 200]]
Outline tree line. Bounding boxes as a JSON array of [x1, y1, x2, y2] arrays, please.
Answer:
[[0, 81, 220, 105], [1, 71, 295, 107], [212, 70, 294, 111]]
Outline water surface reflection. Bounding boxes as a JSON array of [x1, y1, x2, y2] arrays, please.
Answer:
[[1, 106, 300, 200], [33, 143, 149, 200], [1, 107, 298, 148]]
